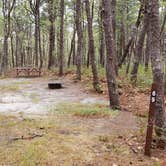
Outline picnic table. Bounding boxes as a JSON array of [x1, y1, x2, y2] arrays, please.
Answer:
[[16, 67, 41, 77]]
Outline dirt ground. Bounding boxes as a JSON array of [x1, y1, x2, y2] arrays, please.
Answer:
[[0, 75, 165, 166]]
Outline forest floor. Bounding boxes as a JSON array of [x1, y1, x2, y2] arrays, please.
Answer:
[[0, 70, 165, 166]]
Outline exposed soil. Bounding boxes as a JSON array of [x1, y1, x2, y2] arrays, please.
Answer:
[[0, 75, 165, 165], [0, 76, 107, 116]]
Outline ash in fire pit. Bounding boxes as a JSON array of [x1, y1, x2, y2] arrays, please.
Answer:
[[48, 83, 63, 89]]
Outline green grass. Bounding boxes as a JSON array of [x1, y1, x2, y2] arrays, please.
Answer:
[[0, 84, 20, 91], [0, 81, 31, 92], [49, 103, 119, 118], [14, 81, 31, 85]]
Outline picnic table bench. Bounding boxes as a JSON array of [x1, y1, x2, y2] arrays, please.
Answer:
[[16, 67, 41, 77]]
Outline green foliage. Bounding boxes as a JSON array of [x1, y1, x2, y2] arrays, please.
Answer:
[[154, 162, 160, 166], [119, 64, 152, 90]]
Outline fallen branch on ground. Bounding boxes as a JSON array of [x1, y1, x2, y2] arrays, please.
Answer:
[[10, 133, 44, 141]]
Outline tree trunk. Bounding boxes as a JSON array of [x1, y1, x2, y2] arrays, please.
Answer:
[[148, 0, 166, 148], [59, 0, 64, 76], [102, 0, 120, 109], [130, 2, 149, 84], [10, 35, 15, 68], [75, 0, 83, 80], [85, 0, 101, 93], [48, 0, 56, 70], [99, 1, 105, 67], [38, 12, 43, 69], [67, 28, 76, 67], [145, 31, 151, 72], [34, 16, 39, 67]]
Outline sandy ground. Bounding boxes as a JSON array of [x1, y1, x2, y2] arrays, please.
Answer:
[[0, 77, 107, 116]]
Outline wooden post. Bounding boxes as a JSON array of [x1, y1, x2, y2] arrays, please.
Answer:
[[144, 83, 157, 156]]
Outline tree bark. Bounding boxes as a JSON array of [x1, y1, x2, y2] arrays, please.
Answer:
[[148, 0, 166, 147], [102, 0, 120, 109], [67, 28, 76, 67], [48, 0, 56, 70], [29, 0, 41, 67], [85, 0, 101, 93], [144, 31, 151, 72], [59, 0, 64, 76], [130, 1, 149, 84], [75, 0, 83, 80], [98, 1, 105, 67]]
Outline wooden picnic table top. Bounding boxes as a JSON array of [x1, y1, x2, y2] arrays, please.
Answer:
[[16, 67, 41, 70]]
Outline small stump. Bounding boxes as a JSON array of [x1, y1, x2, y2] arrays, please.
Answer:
[[48, 83, 62, 89]]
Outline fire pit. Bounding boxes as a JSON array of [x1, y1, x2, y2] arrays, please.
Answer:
[[48, 83, 62, 89]]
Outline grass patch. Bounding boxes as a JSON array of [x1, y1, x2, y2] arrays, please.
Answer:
[[13, 81, 31, 85], [0, 114, 95, 165], [0, 80, 31, 92], [0, 84, 20, 91], [50, 103, 119, 118]]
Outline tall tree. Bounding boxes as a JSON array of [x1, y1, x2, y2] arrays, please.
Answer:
[[59, 0, 64, 76], [102, 0, 120, 109], [148, 0, 166, 147], [85, 0, 101, 93], [29, 0, 42, 67], [98, 1, 105, 67], [75, 0, 83, 80]]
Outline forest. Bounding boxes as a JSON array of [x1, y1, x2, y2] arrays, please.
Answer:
[[0, 0, 165, 165]]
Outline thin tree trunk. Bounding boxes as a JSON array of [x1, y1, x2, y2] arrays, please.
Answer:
[[118, 1, 145, 68], [85, 0, 101, 93], [59, 0, 64, 76], [10, 35, 15, 68], [38, 12, 43, 69], [99, 1, 105, 67], [34, 17, 39, 67], [67, 28, 76, 67], [75, 0, 83, 80], [130, 2, 149, 84], [48, 0, 56, 70], [126, 42, 134, 74]]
